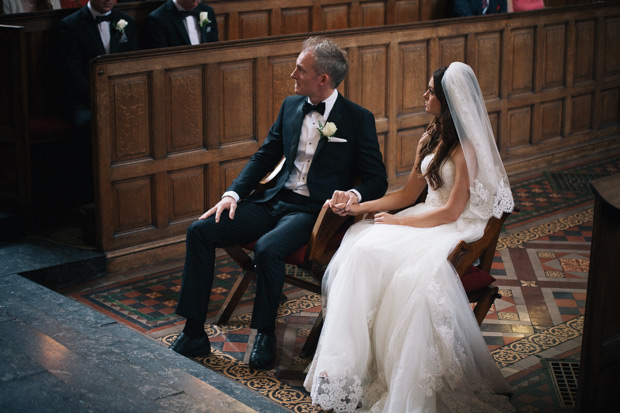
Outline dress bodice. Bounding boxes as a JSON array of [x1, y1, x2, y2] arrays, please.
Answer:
[[421, 154, 456, 209]]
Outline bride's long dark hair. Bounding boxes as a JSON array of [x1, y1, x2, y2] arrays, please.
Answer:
[[415, 66, 459, 190]]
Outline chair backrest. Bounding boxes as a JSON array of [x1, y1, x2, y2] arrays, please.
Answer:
[[448, 210, 514, 277]]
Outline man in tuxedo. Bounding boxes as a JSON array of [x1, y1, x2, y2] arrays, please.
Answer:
[[147, 0, 218, 49], [57, 0, 139, 201], [446, 0, 507, 17], [170, 37, 388, 369]]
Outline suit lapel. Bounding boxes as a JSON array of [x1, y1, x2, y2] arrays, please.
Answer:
[[80, 7, 106, 56], [314, 94, 343, 157], [286, 100, 306, 173]]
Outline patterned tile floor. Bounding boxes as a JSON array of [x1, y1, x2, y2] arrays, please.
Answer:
[[64, 152, 620, 412]]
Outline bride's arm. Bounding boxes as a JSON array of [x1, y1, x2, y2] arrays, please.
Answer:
[[374, 146, 470, 227], [344, 138, 428, 216]]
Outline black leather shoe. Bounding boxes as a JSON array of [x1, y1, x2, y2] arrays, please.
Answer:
[[248, 332, 276, 369], [169, 332, 211, 357]]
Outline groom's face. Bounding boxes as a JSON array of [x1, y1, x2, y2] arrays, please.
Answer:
[[90, 0, 116, 14], [291, 50, 324, 103]]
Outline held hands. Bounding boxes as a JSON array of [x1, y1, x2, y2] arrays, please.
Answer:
[[200, 196, 237, 222], [323, 190, 360, 216]]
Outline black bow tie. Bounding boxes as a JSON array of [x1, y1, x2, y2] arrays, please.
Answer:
[[179, 10, 199, 18], [95, 14, 112, 23], [302, 101, 325, 116]]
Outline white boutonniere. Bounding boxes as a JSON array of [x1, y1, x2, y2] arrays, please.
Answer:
[[317, 121, 347, 142], [115, 19, 128, 33], [318, 121, 338, 140], [199, 11, 211, 28]]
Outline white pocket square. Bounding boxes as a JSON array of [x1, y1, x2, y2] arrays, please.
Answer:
[[327, 137, 347, 143]]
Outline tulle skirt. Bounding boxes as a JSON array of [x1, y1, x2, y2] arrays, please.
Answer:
[[304, 203, 515, 412]]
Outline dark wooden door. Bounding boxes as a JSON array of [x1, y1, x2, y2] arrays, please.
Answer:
[[578, 174, 620, 411]]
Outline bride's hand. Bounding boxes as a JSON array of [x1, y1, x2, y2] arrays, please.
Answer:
[[374, 211, 400, 225]]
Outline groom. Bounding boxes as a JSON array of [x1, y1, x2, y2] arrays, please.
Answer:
[[170, 36, 388, 369]]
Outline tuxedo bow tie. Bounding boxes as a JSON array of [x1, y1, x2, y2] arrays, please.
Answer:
[[179, 10, 199, 18], [302, 101, 325, 116], [95, 14, 112, 23]]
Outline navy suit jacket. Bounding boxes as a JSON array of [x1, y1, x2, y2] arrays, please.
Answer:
[[57, 6, 139, 109], [147, 0, 218, 49], [447, 0, 507, 17], [228, 94, 388, 205]]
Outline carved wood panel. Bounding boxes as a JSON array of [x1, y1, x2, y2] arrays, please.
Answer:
[[166, 69, 203, 153], [600, 88, 619, 128], [474, 32, 501, 99], [360, 2, 386, 26], [574, 19, 595, 84], [281, 7, 312, 35], [239, 11, 271, 39], [167, 167, 206, 224], [323, 5, 350, 30], [111, 75, 151, 164], [359, 46, 388, 118], [399, 41, 429, 115], [219, 61, 255, 146], [539, 99, 564, 141], [571, 94, 593, 134], [112, 176, 154, 234], [395, 0, 420, 22], [603, 17, 620, 78], [510, 28, 535, 95], [541, 24, 566, 90]]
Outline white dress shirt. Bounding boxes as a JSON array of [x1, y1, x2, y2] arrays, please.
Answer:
[[173, 0, 200, 45], [88, 2, 111, 54]]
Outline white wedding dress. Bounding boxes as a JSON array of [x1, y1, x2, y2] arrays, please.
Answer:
[[304, 154, 515, 412]]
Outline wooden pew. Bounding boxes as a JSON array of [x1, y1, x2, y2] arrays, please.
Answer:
[[90, 2, 620, 265]]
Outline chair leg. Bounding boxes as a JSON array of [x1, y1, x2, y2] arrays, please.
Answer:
[[472, 286, 499, 326], [215, 269, 254, 325], [300, 311, 324, 358]]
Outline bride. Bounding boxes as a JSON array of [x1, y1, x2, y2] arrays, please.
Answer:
[[303, 62, 515, 412]]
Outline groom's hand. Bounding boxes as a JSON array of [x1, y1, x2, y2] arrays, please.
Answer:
[[326, 190, 359, 216], [200, 196, 237, 222]]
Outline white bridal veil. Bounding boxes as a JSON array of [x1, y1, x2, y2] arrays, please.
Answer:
[[442, 62, 514, 219]]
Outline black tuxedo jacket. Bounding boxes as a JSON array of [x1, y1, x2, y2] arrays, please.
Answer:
[[57, 6, 139, 109], [228, 94, 388, 205], [147, 0, 218, 49], [447, 0, 507, 17]]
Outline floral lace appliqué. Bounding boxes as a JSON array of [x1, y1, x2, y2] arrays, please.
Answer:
[[311, 371, 363, 412]]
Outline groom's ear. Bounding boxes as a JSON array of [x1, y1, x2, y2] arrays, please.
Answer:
[[319, 73, 330, 86]]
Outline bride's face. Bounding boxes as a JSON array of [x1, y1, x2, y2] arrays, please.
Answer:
[[423, 77, 442, 117]]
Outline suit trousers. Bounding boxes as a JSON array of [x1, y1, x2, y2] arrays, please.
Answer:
[[175, 190, 322, 330]]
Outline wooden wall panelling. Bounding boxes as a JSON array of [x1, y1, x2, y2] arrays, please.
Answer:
[[91, 3, 620, 253]]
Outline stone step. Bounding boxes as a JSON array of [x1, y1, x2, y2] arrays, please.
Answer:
[[0, 237, 106, 289], [0, 274, 288, 412]]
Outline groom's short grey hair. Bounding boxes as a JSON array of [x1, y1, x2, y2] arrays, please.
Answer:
[[302, 36, 349, 89]]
